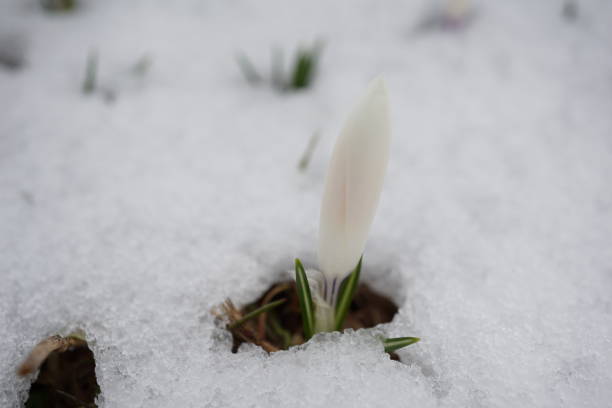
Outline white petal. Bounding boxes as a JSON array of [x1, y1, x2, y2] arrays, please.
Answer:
[[304, 268, 326, 299], [318, 78, 391, 281]]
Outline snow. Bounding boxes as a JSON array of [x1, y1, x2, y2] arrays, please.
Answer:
[[1, 0, 612, 407]]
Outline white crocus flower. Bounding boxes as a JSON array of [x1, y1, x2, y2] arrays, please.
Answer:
[[314, 78, 391, 331]]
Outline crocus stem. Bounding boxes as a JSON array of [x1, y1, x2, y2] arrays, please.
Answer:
[[323, 276, 340, 306], [314, 302, 335, 333], [314, 276, 340, 333]]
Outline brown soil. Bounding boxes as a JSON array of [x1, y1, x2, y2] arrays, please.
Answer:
[[20, 336, 100, 408], [222, 281, 400, 359]]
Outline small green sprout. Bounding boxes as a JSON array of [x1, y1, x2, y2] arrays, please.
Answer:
[[131, 54, 153, 77], [80, 52, 152, 103], [236, 40, 323, 92], [41, 0, 77, 12], [235, 52, 262, 85], [562, 1, 578, 21], [289, 41, 323, 90], [0, 34, 26, 70], [297, 131, 321, 171], [414, 0, 475, 34], [383, 337, 421, 353], [82, 51, 98, 94]]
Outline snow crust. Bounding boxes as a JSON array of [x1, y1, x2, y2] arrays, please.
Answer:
[[1, 0, 612, 407]]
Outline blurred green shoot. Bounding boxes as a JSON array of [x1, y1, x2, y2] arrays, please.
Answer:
[[228, 298, 286, 329], [383, 337, 420, 353], [236, 40, 324, 91], [131, 54, 153, 77], [562, 1, 578, 21], [82, 51, 98, 95], [297, 131, 321, 171], [0, 34, 26, 70], [41, 0, 76, 12], [334, 257, 362, 330], [289, 40, 323, 90], [236, 52, 262, 85], [295, 258, 315, 340]]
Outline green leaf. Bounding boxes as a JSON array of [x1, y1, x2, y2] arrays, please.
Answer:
[[228, 298, 286, 329], [290, 52, 312, 89], [297, 131, 320, 171], [295, 258, 315, 339], [82, 51, 98, 94], [334, 257, 362, 331], [131, 54, 153, 76], [383, 337, 420, 353], [289, 41, 323, 90], [42, 0, 77, 12], [235, 52, 262, 85]]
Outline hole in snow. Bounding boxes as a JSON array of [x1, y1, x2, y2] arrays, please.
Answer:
[[18, 333, 100, 408], [218, 280, 401, 359]]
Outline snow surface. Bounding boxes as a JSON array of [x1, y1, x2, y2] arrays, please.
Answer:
[[1, 0, 612, 407]]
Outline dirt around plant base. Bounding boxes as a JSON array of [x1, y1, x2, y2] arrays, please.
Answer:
[[19, 336, 100, 408], [222, 281, 401, 359]]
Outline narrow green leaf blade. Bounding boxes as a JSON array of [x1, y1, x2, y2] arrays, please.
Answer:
[[228, 298, 286, 329], [290, 52, 312, 89], [295, 258, 315, 339], [383, 337, 420, 353], [235, 52, 262, 85], [334, 257, 362, 331], [268, 312, 292, 349], [82, 51, 98, 94]]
